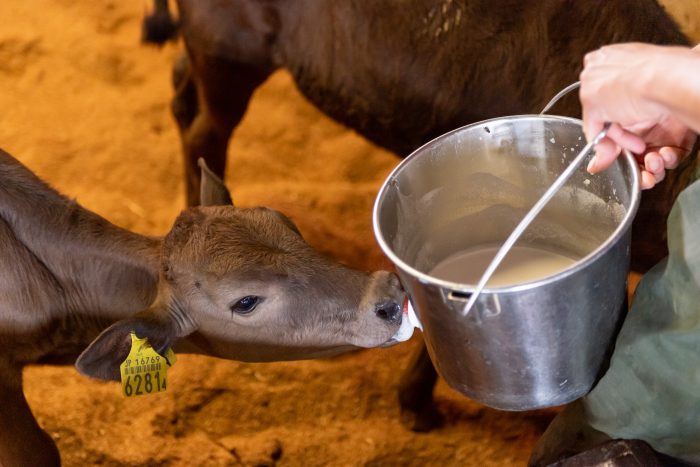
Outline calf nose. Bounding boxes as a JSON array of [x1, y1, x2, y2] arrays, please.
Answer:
[[375, 301, 402, 324]]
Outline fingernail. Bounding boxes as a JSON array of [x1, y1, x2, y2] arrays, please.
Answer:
[[587, 156, 597, 173], [647, 158, 661, 172]]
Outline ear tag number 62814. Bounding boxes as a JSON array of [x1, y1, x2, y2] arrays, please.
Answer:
[[120, 332, 176, 397]]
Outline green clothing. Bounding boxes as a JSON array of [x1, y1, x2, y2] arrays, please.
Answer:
[[583, 179, 700, 458]]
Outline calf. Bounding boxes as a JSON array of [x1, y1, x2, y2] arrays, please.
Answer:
[[144, 0, 698, 431], [0, 150, 411, 466]]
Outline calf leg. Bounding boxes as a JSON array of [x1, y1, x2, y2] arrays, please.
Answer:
[[0, 366, 60, 467], [398, 341, 442, 432], [172, 52, 272, 205]]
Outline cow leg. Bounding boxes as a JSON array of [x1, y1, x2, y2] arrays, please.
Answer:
[[172, 52, 272, 205], [398, 341, 443, 432], [0, 366, 60, 467], [171, 51, 197, 133], [142, 0, 178, 45], [170, 51, 199, 206]]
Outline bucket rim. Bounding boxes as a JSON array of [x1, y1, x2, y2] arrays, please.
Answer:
[[372, 114, 641, 294]]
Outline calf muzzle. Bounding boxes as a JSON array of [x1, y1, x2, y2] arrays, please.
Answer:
[[374, 301, 402, 324]]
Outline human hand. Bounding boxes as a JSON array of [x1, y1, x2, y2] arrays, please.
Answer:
[[580, 43, 698, 189]]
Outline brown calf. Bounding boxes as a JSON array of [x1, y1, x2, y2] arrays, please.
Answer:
[[0, 150, 411, 466]]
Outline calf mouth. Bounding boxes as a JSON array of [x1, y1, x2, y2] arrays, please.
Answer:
[[380, 298, 415, 347]]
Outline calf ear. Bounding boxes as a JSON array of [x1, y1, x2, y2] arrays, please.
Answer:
[[198, 158, 233, 206], [75, 312, 174, 382]]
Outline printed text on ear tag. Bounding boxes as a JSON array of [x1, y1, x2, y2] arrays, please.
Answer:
[[120, 332, 175, 397]]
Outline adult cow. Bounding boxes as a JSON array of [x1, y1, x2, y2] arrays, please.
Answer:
[[143, 0, 698, 435]]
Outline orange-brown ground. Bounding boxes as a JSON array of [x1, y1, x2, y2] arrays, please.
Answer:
[[1, 1, 698, 466]]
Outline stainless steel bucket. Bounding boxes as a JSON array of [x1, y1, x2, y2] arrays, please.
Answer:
[[373, 115, 640, 410]]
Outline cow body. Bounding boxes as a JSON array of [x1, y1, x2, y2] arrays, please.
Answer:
[[161, 0, 695, 270], [0, 150, 410, 466]]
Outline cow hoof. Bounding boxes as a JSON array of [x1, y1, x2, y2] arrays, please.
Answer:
[[142, 13, 178, 45], [400, 401, 443, 432]]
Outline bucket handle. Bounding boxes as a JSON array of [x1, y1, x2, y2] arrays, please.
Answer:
[[446, 290, 475, 317], [445, 290, 503, 319], [447, 290, 471, 303], [443, 290, 473, 317], [540, 81, 580, 115], [442, 289, 473, 317]]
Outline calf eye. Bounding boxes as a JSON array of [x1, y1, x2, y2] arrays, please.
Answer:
[[230, 296, 261, 314]]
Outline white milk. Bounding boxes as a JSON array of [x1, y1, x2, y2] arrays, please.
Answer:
[[430, 245, 577, 287]]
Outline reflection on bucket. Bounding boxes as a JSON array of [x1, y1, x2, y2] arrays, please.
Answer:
[[373, 115, 639, 410]]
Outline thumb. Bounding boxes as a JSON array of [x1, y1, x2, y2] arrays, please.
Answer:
[[587, 137, 621, 174], [583, 116, 605, 146]]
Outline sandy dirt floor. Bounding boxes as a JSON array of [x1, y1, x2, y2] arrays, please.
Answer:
[[1, 1, 698, 466]]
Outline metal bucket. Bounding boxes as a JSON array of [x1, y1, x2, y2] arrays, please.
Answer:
[[373, 115, 640, 410]]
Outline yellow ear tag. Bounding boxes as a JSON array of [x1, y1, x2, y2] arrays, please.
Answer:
[[120, 332, 176, 397]]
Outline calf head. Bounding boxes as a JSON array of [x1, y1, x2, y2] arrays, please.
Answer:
[[76, 163, 410, 381]]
